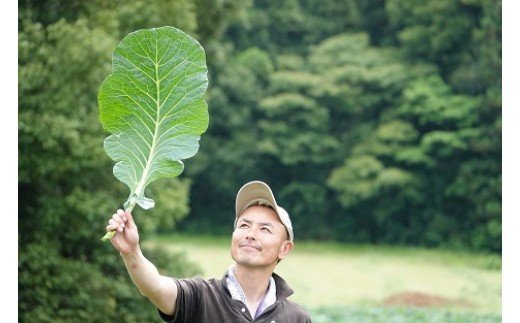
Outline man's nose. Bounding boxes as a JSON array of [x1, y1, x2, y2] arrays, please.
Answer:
[[245, 226, 257, 240]]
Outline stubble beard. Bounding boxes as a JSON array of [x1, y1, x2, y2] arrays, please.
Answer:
[[232, 248, 258, 267]]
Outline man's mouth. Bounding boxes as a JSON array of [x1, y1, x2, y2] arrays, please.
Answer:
[[239, 242, 261, 251]]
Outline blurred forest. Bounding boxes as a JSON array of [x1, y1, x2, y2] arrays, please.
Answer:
[[19, 0, 501, 321]]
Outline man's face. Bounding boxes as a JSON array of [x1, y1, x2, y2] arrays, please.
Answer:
[[231, 205, 293, 268]]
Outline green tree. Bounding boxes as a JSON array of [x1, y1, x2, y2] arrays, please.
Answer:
[[327, 121, 426, 243], [18, 1, 205, 320], [390, 75, 499, 250], [183, 5, 501, 251]]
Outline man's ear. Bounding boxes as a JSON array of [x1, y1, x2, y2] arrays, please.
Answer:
[[278, 241, 294, 261]]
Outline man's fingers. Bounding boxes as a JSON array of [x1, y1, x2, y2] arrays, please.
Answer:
[[116, 209, 127, 222], [107, 218, 123, 232], [112, 212, 125, 225], [106, 224, 120, 232], [107, 209, 134, 233], [123, 210, 135, 228], [110, 213, 125, 232]]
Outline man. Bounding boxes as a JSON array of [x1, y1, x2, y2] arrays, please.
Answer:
[[106, 180, 312, 322]]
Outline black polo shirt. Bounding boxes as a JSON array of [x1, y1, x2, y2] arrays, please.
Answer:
[[158, 272, 312, 323]]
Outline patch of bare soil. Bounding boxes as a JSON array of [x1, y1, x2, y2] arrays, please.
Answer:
[[381, 291, 475, 309]]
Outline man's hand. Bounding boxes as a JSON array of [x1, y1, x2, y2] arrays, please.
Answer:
[[106, 209, 139, 254]]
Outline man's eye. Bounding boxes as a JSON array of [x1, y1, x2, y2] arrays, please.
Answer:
[[239, 223, 248, 228], [261, 227, 272, 233]]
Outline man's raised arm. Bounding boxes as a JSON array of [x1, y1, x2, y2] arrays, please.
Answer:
[[107, 209, 178, 316]]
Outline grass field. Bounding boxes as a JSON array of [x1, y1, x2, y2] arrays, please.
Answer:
[[146, 234, 501, 322]]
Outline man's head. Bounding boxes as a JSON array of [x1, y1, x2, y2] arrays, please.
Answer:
[[231, 181, 294, 267], [234, 181, 294, 242]]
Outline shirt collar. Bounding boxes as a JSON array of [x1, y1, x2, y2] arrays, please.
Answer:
[[225, 264, 277, 318]]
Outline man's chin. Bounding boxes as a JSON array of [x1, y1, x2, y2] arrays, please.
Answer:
[[236, 256, 257, 266]]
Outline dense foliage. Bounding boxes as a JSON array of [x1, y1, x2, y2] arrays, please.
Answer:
[[19, 0, 501, 321], [183, 0, 502, 253]]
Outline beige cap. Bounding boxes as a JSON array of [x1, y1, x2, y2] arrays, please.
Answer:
[[235, 180, 294, 241]]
